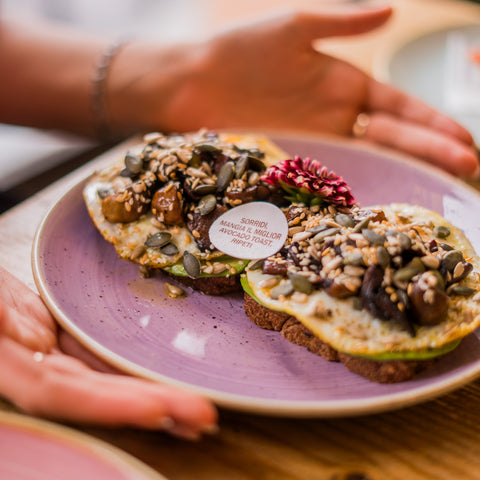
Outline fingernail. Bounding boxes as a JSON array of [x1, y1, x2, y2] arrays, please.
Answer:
[[157, 416, 176, 430], [472, 162, 480, 180], [201, 423, 220, 436], [165, 424, 202, 441], [157, 417, 201, 441]]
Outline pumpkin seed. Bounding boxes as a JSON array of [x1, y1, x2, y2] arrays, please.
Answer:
[[362, 228, 385, 246], [396, 288, 409, 308], [376, 246, 390, 268], [195, 143, 221, 154], [393, 258, 424, 283], [352, 297, 363, 310], [352, 215, 372, 233], [288, 272, 313, 294], [450, 285, 476, 296], [247, 259, 264, 271], [343, 252, 364, 266], [183, 251, 201, 278], [125, 153, 144, 174], [398, 232, 412, 250], [234, 154, 249, 179], [97, 187, 113, 199], [246, 155, 265, 171], [216, 162, 235, 192], [232, 145, 265, 160], [440, 242, 454, 251], [193, 184, 217, 196], [188, 151, 202, 167], [434, 225, 451, 239], [335, 213, 355, 228], [247, 147, 264, 159], [313, 227, 340, 243], [270, 280, 294, 299], [408, 257, 426, 273], [393, 266, 419, 283], [197, 194, 217, 216], [161, 243, 179, 256], [145, 232, 172, 248], [443, 250, 464, 272], [307, 224, 329, 235]]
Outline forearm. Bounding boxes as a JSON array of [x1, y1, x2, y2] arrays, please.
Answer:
[[0, 18, 107, 136], [0, 17, 203, 137]]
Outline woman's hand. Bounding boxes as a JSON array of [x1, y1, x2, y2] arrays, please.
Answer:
[[110, 5, 478, 177], [0, 266, 217, 439]]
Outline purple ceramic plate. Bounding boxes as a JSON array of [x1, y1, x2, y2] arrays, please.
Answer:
[[0, 411, 166, 479], [32, 134, 480, 416]]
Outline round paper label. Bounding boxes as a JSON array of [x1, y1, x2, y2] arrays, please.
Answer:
[[209, 202, 288, 259]]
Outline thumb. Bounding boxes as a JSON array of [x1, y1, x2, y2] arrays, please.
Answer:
[[295, 5, 393, 43]]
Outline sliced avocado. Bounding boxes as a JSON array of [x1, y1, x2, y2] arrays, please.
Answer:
[[349, 339, 461, 361], [240, 274, 285, 311], [164, 255, 249, 278], [241, 276, 462, 362]]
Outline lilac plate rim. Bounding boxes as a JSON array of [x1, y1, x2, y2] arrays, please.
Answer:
[[32, 133, 480, 417], [0, 411, 167, 479]]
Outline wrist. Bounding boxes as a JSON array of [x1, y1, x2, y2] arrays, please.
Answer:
[[105, 40, 207, 135]]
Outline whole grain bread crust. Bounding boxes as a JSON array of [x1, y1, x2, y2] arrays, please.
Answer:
[[243, 293, 434, 383], [168, 272, 241, 296]]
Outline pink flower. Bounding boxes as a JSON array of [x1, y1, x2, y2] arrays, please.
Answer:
[[262, 157, 356, 208]]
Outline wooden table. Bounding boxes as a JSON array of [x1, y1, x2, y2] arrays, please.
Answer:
[[3, 1, 480, 479]]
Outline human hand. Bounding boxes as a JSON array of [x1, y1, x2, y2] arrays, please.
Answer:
[[110, 5, 478, 177], [0, 266, 217, 439]]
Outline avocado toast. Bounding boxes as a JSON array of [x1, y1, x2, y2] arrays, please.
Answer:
[[83, 129, 288, 294], [242, 157, 480, 382]]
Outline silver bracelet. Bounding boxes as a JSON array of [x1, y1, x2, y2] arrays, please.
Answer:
[[91, 39, 129, 140]]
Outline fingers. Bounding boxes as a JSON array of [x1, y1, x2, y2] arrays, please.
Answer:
[[364, 112, 480, 177], [287, 5, 393, 44], [0, 301, 56, 352], [0, 337, 218, 440]]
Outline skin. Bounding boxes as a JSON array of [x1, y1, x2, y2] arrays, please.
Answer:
[[0, 5, 478, 435], [108, 6, 479, 177], [0, 267, 217, 440]]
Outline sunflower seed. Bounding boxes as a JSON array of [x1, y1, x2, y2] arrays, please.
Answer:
[[164, 282, 186, 298]]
